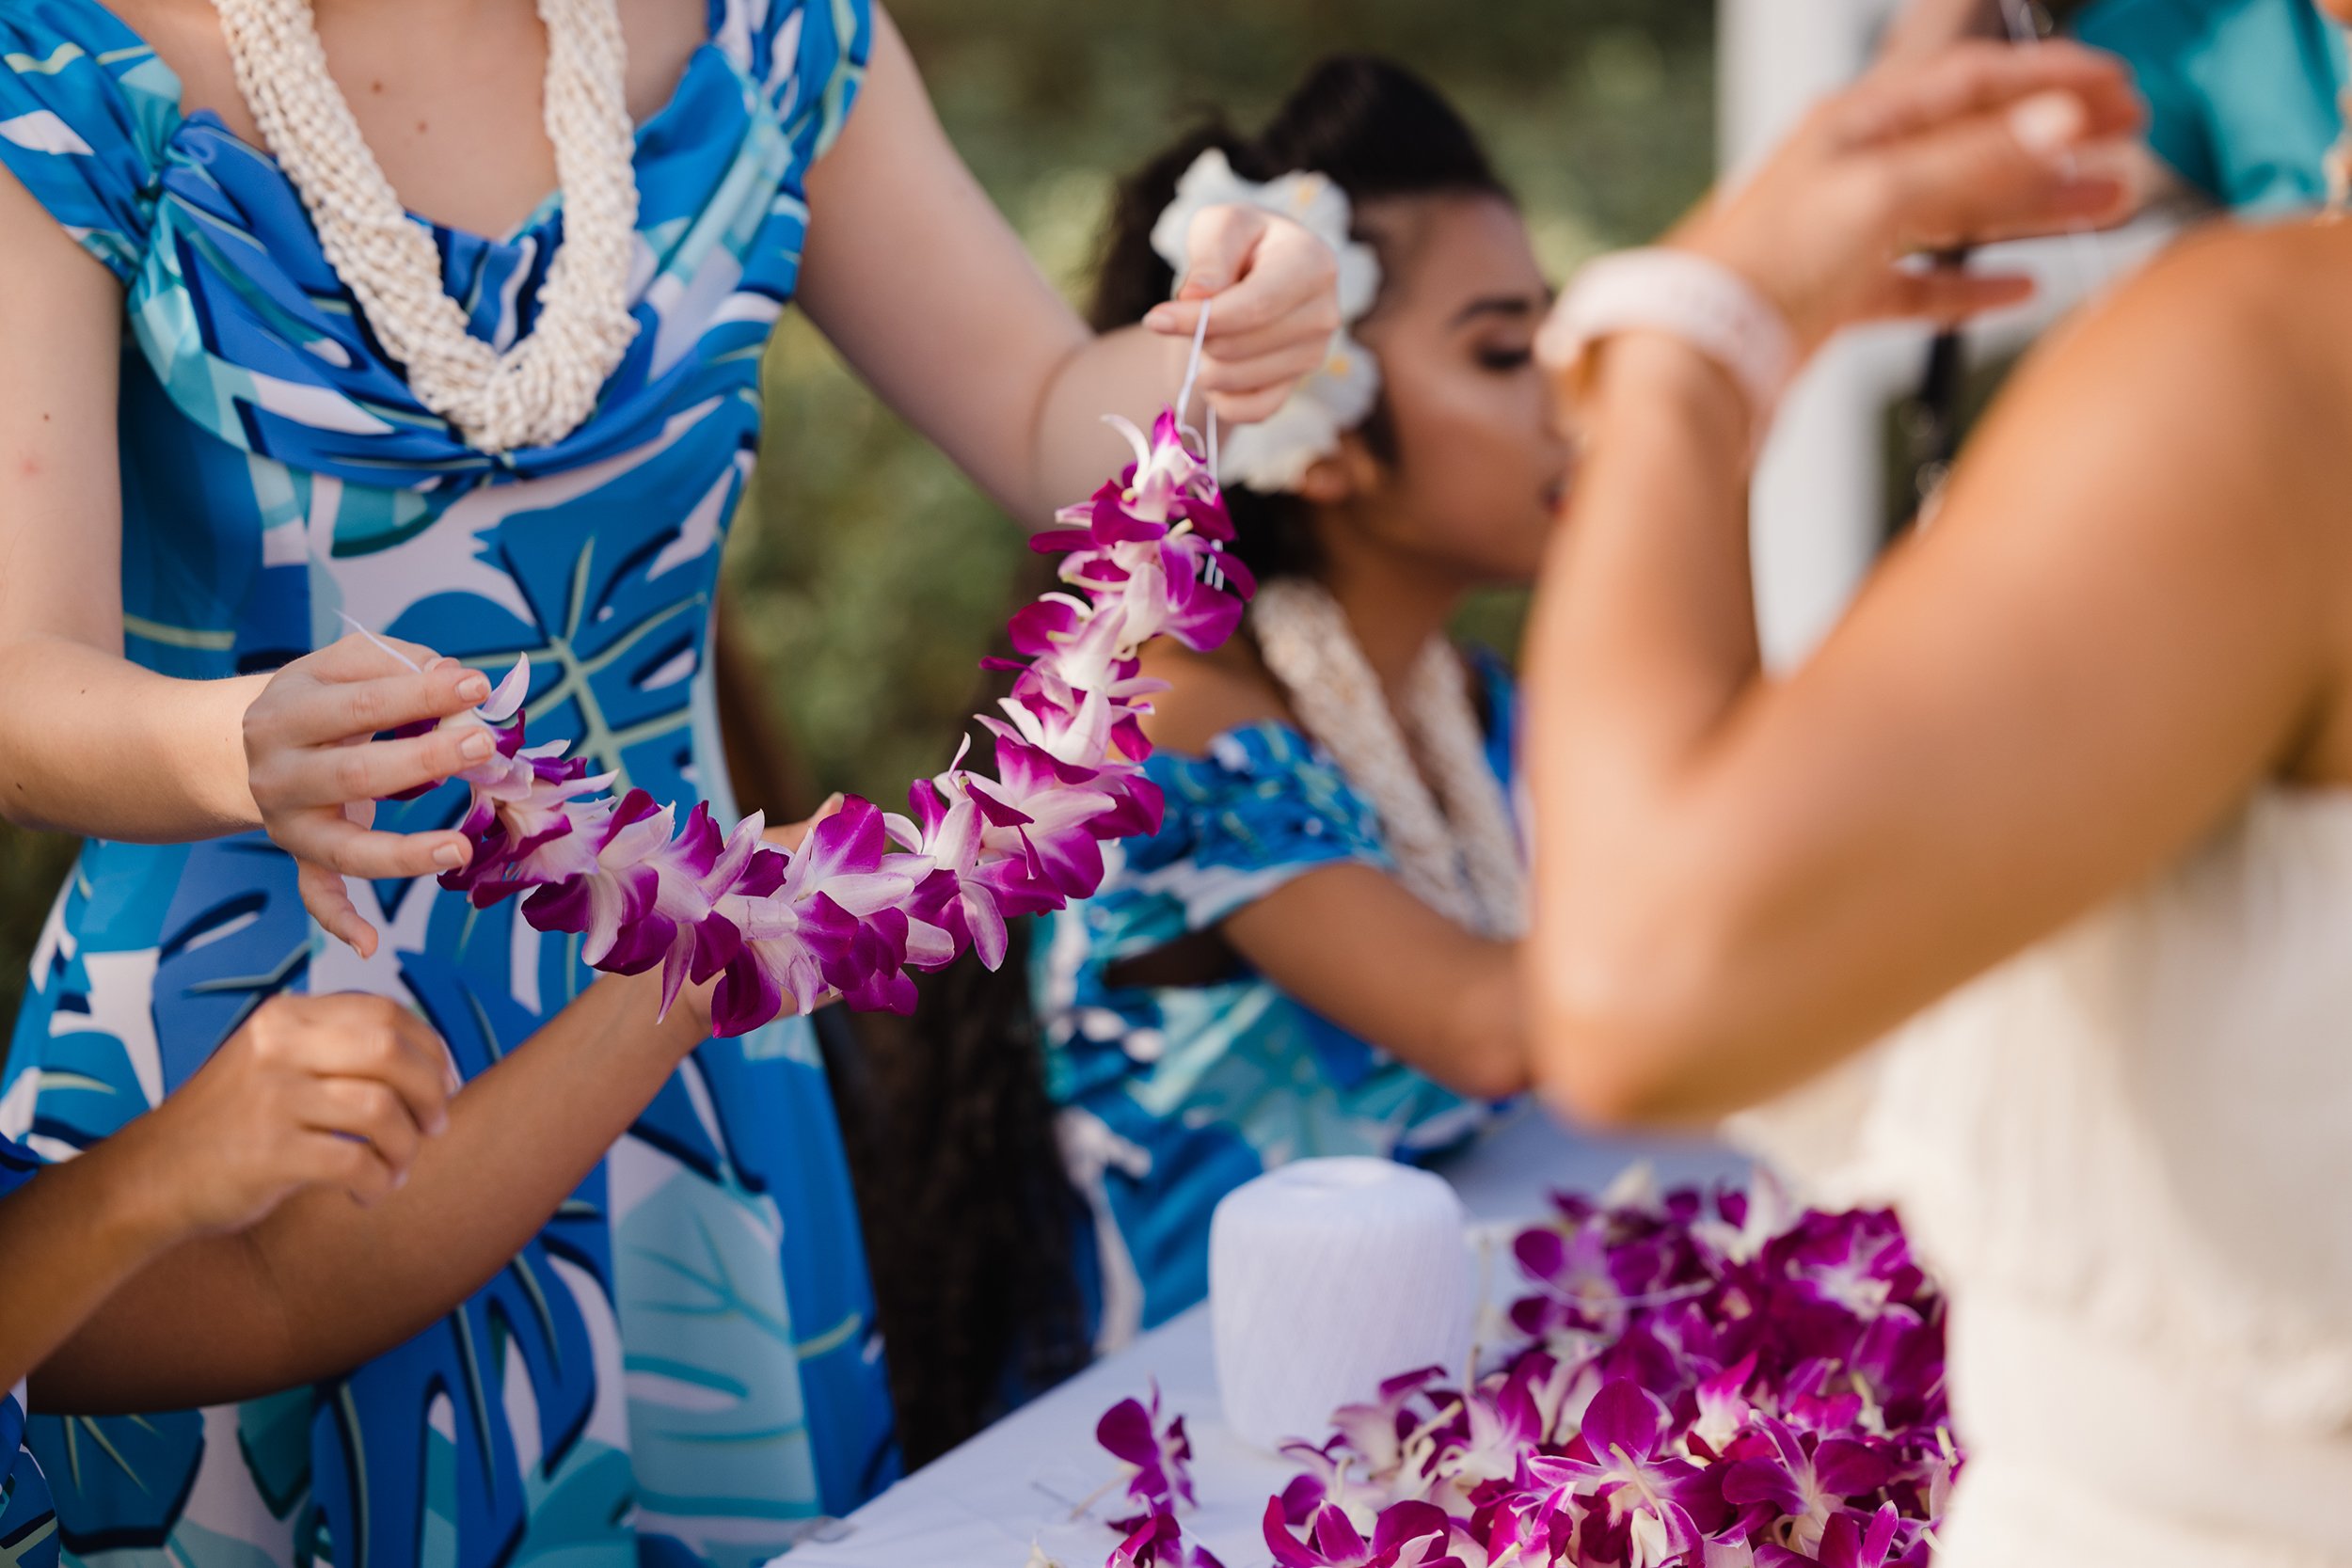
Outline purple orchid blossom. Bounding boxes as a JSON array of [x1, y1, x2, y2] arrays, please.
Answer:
[[401, 407, 1250, 1037], [1105, 1509, 1227, 1568], [1211, 1180, 1960, 1568], [1097, 1381, 1197, 1514]]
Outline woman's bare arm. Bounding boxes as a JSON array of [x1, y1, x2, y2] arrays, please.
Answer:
[[1134, 651, 1526, 1101], [33, 968, 712, 1412], [0, 175, 263, 840], [796, 8, 1339, 526], [1525, 217, 2349, 1125], [1223, 871, 1525, 1101]]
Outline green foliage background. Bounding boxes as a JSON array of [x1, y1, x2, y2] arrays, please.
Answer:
[[0, 1, 1716, 1024]]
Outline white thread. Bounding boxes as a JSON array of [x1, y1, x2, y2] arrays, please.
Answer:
[[336, 610, 421, 673], [1251, 579, 1525, 938], [212, 0, 642, 454], [1210, 1159, 1474, 1452]]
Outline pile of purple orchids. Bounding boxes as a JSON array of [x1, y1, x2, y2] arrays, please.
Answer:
[[409, 410, 1250, 1036], [1086, 1177, 1958, 1568]]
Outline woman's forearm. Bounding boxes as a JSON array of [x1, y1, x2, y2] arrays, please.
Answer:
[[1520, 335, 1770, 1122], [1026, 324, 1200, 522], [0, 637, 262, 841], [0, 1142, 183, 1390], [34, 971, 709, 1412]]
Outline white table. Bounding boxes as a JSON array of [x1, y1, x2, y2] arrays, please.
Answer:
[[787, 1108, 1748, 1566]]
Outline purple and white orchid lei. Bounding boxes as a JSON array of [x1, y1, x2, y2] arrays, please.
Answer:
[[403, 407, 1251, 1036], [1087, 1179, 1959, 1568]]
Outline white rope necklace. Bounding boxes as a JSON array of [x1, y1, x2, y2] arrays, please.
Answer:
[[213, 0, 643, 453], [1251, 578, 1526, 938]]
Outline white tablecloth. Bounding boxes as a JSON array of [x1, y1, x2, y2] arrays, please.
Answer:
[[786, 1107, 1747, 1566]]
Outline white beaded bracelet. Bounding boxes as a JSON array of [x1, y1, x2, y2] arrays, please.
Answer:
[[1536, 247, 1800, 441]]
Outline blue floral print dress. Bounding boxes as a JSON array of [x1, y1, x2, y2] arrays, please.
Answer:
[[0, 1139, 59, 1568], [0, 3, 895, 1565], [1034, 656, 1518, 1351]]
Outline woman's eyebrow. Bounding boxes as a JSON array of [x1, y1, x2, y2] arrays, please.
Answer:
[[1449, 295, 1543, 327]]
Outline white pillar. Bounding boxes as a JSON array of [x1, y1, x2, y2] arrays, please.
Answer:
[[1721, 0, 1914, 668]]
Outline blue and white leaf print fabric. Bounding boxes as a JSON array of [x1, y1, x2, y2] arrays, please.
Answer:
[[1035, 658, 1519, 1352], [0, 2, 895, 1564], [0, 1139, 58, 1568]]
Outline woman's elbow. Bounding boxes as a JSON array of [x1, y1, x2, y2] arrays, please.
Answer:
[[1521, 924, 1744, 1132]]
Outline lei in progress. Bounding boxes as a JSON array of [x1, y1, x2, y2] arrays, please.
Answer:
[[1074, 1181, 1957, 1568], [406, 348, 1248, 1036]]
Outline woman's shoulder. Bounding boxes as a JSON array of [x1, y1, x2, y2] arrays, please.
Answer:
[[0, 0, 181, 284], [1994, 218, 2352, 499], [1135, 639, 1297, 759]]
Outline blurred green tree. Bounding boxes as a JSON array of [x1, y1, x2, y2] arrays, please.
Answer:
[[0, 0, 1714, 1024]]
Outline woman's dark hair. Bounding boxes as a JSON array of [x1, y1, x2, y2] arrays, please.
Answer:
[[1091, 55, 1512, 582], [840, 55, 1509, 1467]]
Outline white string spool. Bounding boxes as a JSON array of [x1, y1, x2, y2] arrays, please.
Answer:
[[1209, 1158, 1475, 1451]]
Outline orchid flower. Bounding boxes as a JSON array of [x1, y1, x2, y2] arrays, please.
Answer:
[[1105, 1509, 1225, 1568], [1114, 1183, 1956, 1568], [1721, 1418, 1898, 1560], [406, 400, 1250, 1038], [1097, 1381, 1196, 1514]]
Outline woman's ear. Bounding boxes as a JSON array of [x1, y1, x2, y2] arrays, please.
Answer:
[[1297, 429, 1383, 508], [1295, 452, 1353, 506]]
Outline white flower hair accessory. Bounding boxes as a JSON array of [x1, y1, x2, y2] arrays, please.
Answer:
[[1150, 148, 1384, 494]]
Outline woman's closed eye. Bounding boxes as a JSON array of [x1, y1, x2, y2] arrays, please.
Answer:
[[1475, 342, 1535, 372]]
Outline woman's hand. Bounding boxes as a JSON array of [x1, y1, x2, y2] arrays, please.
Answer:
[[243, 633, 498, 956], [1672, 41, 2144, 360], [106, 993, 456, 1240], [1141, 206, 1343, 424], [1878, 0, 2012, 64]]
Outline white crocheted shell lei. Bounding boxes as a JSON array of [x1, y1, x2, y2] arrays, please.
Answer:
[[1250, 578, 1525, 938], [212, 0, 643, 454]]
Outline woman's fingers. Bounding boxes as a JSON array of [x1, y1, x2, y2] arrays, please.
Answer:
[[1870, 92, 2136, 251], [1147, 206, 1340, 340], [278, 994, 456, 1132], [1198, 313, 1341, 365], [257, 663, 492, 750], [1195, 345, 1328, 400], [1863, 264, 2038, 325], [297, 856, 378, 958], [296, 1129, 404, 1207], [1202, 382, 1296, 426], [299, 1076, 426, 1178], [278, 807, 471, 881], [269, 725, 496, 809], [1835, 39, 2141, 150], [1171, 202, 1272, 302]]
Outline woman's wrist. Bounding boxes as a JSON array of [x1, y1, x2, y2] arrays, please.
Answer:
[[1589, 330, 1759, 463], [40, 1127, 198, 1265], [202, 673, 272, 833]]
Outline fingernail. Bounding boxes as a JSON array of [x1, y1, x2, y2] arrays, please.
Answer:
[[434, 842, 467, 869], [455, 673, 491, 703], [1144, 306, 1179, 331], [394, 1170, 409, 1190], [430, 1112, 450, 1136], [459, 730, 494, 761], [2010, 91, 2088, 156]]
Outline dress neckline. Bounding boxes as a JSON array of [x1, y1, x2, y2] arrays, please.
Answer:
[[69, 0, 722, 247]]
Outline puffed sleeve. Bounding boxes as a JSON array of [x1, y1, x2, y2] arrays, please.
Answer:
[[0, 0, 177, 283], [714, 0, 872, 164], [1095, 723, 1394, 960]]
